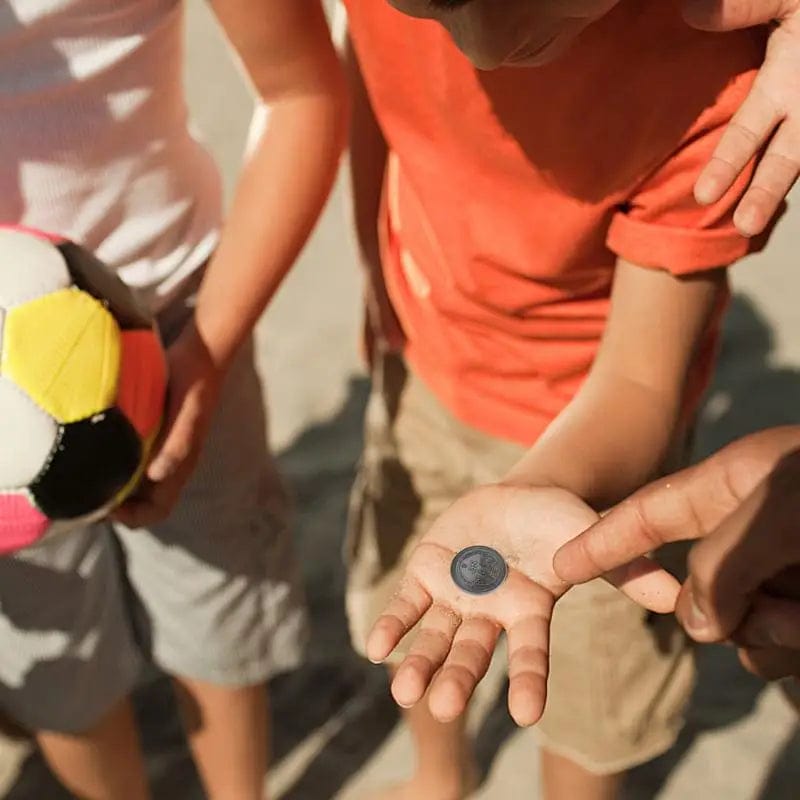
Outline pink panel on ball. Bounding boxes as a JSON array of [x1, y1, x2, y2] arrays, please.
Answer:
[[117, 330, 167, 439], [0, 224, 65, 244], [0, 493, 50, 554]]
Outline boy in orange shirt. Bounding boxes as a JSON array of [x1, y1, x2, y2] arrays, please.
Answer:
[[343, 1, 769, 798]]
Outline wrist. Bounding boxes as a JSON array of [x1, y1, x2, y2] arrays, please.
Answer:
[[170, 317, 231, 383], [189, 289, 250, 373]]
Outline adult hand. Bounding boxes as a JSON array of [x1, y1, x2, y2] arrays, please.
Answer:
[[685, 0, 800, 236], [114, 321, 224, 529], [554, 426, 800, 680], [367, 485, 679, 727]]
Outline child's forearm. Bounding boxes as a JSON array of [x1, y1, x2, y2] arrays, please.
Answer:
[[194, 86, 347, 368], [504, 371, 681, 509], [186, 0, 348, 369], [504, 259, 726, 509]]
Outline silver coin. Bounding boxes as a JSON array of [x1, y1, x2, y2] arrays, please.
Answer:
[[451, 546, 508, 595]]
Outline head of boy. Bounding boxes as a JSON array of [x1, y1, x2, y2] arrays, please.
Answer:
[[388, 0, 621, 69]]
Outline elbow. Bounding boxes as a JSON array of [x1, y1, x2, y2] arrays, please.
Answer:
[[258, 58, 350, 156]]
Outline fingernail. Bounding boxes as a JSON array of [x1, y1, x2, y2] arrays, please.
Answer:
[[694, 180, 715, 205], [694, 173, 721, 205], [148, 459, 173, 482], [683, 589, 710, 636], [733, 205, 760, 238]]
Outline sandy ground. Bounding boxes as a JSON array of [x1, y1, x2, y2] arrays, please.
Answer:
[[1, 3, 799, 798]]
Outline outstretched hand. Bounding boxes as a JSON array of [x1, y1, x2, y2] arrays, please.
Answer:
[[685, 0, 800, 236], [554, 426, 800, 681], [367, 485, 680, 727]]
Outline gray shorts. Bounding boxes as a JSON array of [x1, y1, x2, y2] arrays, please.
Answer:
[[0, 285, 308, 734]]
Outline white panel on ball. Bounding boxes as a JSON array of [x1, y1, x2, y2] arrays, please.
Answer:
[[0, 377, 58, 489], [0, 231, 71, 308]]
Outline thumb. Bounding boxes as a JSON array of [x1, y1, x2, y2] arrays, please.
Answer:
[[146, 404, 194, 482], [676, 452, 800, 642], [682, 0, 794, 30]]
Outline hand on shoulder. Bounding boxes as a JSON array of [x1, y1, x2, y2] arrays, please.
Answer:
[[684, 0, 800, 236]]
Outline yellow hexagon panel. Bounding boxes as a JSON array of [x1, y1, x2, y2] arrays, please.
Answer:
[[2, 288, 121, 423]]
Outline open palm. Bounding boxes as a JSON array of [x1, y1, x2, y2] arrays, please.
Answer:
[[366, 485, 680, 727]]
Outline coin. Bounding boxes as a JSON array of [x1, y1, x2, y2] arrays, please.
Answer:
[[451, 546, 508, 595]]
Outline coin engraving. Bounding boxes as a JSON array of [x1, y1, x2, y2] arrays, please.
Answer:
[[451, 546, 508, 595]]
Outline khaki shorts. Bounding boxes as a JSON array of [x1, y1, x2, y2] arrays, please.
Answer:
[[346, 353, 694, 774], [0, 278, 308, 734]]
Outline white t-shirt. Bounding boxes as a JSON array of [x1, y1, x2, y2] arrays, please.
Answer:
[[0, 0, 222, 310]]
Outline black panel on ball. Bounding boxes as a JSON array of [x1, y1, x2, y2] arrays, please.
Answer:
[[31, 408, 142, 519], [58, 242, 154, 330]]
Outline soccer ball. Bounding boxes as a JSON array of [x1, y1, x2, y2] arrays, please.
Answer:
[[0, 226, 167, 554]]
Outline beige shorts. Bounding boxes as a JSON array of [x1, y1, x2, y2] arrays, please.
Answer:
[[345, 353, 694, 774]]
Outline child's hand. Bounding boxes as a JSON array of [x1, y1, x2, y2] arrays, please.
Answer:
[[685, 0, 800, 236], [114, 322, 224, 529], [366, 485, 680, 727]]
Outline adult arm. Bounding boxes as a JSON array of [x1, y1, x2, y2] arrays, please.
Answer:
[[554, 425, 800, 679]]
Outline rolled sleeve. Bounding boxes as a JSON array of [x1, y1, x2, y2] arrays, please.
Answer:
[[607, 70, 766, 275], [607, 206, 755, 274]]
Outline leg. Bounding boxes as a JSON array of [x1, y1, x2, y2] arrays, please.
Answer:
[[346, 356, 522, 800], [37, 697, 150, 800], [541, 749, 622, 800], [115, 336, 305, 800], [537, 580, 694, 797], [0, 527, 144, 799], [172, 677, 268, 800], [369, 667, 477, 800]]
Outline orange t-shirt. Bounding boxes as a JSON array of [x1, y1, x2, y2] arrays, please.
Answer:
[[345, 0, 766, 445]]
